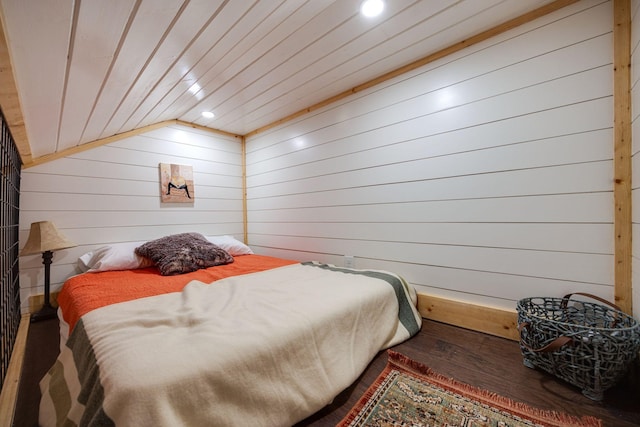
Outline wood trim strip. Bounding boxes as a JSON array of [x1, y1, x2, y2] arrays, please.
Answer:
[[0, 12, 31, 164], [241, 135, 248, 245], [22, 120, 179, 168], [417, 293, 519, 341], [0, 314, 29, 427], [22, 119, 242, 169], [173, 120, 242, 139], [29, 292, 60, 313], [245, 0, 579, 138], [613, 0, 633, 315]]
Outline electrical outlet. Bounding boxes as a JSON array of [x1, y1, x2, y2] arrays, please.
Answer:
[[344, 255, 355, 268]]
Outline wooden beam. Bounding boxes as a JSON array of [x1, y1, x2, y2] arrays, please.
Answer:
[[0, 314, 29, 427], [245, 0, 579, 138], [0, 12, 31, 164], [173, 119, 242, 139], [22, 119, 243, 169], [241, 136, 248, 245], [613, 0, 632, 315], [417, 293, 519, 341], [22, 120, 180, 169]]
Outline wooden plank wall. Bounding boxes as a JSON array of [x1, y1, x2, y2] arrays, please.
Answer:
[[18, 123, 244, 313], [245, 0, 615, 321]]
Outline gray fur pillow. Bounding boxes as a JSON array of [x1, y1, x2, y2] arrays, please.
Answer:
[[135, 232, 233, 276]]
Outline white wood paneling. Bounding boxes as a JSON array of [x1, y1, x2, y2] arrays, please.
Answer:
[[247, 100, 613, 176], [247, 61, 612, 168], [248, 222, 613, 255], [248, 162, 613, 203], [57, 0, 139, 151], [18, 124, 244, 313], [137, 0, 306, 129], [99, 0, 230, 139], [247, 137, 613, 194], [245, 1, 612, 157], [0, 0, 74, 157], [79, 0, 189, 144], [248, 193, 612, 224], [248, 234, 613, 285], [1, 0, 566, 161], [235, 1, 613, 132], [119, 0, 258, 132], [245, 0, 615, 312], [190, 0, 468, 128]]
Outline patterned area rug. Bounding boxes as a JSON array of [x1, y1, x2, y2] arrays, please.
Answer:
[[338, 350, 602, 427]]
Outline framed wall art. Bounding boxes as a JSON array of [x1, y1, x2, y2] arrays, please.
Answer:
[[159, 163, 194, 203]]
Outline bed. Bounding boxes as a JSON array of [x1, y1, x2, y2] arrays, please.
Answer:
[[38, 233, 422, 427]]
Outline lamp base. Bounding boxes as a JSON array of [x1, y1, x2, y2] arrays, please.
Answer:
[[30, 304, 57, 322]]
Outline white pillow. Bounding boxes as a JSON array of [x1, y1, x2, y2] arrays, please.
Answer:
[[206, 235, 253, 256], [78, 241, 154, 273]]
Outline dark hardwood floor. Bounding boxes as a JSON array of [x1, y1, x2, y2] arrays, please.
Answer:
[[15, 318, 640, 426]]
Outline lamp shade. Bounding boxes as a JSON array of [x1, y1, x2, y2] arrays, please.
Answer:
[[20, 221, 76, 256]]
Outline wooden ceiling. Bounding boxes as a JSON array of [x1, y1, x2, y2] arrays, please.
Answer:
[[0, 0, 570, 165]]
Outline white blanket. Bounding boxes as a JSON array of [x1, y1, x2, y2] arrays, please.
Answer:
[[40, 262, 422, 426]]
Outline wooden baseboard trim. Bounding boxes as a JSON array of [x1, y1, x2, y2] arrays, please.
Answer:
[[28, 292, 59, 314], [0, 314, 30, 427], [417, 293, 519, 341]]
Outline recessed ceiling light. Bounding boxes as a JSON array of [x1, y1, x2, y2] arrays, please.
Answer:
[[360, 0, 384, 17], [201, 111, 214, 119]]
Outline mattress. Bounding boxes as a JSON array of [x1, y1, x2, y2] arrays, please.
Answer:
[[39, 255, 422, 426]]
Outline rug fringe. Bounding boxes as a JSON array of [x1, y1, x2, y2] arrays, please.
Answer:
[[337, 352, 404, 427], [385, 350, 602, 427]]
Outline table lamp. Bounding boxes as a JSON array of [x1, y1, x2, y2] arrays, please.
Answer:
[[20, 221, 76, 322]]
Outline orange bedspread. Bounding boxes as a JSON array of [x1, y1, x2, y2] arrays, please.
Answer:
[[58, 254, 298, 332]]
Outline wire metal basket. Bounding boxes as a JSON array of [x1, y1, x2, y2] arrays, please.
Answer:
[[517, 293, 640, 401]]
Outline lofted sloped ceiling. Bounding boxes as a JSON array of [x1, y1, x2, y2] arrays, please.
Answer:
[[0, 0, 570, 166]]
